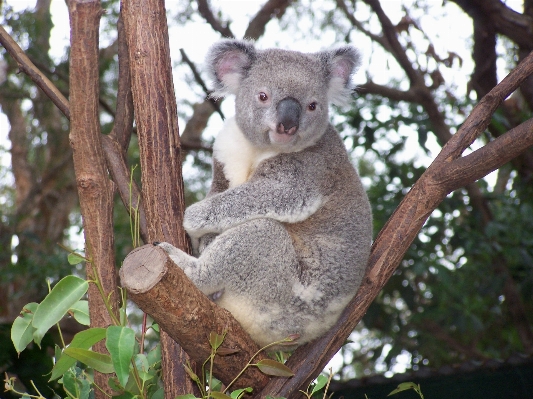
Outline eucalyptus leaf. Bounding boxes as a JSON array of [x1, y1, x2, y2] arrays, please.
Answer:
[[32, 276, 89, 347], [310, 374, 329, 395], [255, 359, 294, 377], [11, 302, 38, 353], [210, 391, 232, 399], [68, 252, 86, 265], [50, 327, 107, 381], [106, 326, 136, 387], [69, 300, 90, 326], [230, 387, 253, 399], [63, 347, 114, 373]]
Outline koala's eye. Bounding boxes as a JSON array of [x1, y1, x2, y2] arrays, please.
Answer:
[[308, 102, 317, 111], [258, 92, 268, 102]]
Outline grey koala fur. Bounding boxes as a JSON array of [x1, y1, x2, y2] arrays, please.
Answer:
[[158, 39, 372, 349]]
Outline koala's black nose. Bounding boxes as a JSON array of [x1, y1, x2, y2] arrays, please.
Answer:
[[276, 97, 301, 135]]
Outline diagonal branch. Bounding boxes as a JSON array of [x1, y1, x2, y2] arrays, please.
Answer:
[[0, 25, 70, 119], [196, 0, 234, 38], [244, 0, 293, 40]]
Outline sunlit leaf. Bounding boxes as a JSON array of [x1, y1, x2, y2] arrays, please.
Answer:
[[388, 382, 423, 398], [310, 374, 329, 395], [11, 302, 38, 353], [32, 276, 88, 347], [69, 300, 90, 326], [68, 252, 86, 265]]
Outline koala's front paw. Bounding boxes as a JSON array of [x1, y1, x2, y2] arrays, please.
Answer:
[[183, 202, 214, 238], [154, 241, 179, 255]]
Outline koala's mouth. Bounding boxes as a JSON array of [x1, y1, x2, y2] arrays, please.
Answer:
[[268, 129, 298, 145]]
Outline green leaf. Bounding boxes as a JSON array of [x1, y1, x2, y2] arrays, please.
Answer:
[[68, 252, 86, 265], [134, 353, 153, 382], [146, 343, 161, 367], [209, 331, 226, 351], [183, 361, 200, 383], [210, 391, 232, 399], [310, 374, 329, 396], [62, 369, 80, 398], [11, 302, 38, 353], [32, 276, 89, 347], [106, 326, 135, 387], [255, 359, 294, 377], [50, 327, 107, 381], [69, 300, 90, 326], [63, 347, 114, 373], [388, 382, 423, 397], [175, 395, 199, 399], [151, 388, 164, 399], [230, 387, 253, 399]]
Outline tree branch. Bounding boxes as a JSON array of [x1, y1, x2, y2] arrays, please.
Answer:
[[196, 0, 234, 38], [451, 0, 533, 51], [67, 1, 118, 397], [120, 245, 269, 388], [0, 25, 70, 119], [244, 0, 293, 40]]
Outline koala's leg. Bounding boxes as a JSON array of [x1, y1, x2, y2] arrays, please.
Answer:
[[159, 218, 304, 346]]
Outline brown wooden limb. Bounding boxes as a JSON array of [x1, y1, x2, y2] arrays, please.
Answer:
[[67, 1, 118, 397], [0, 24, 70, 119], [0, 17, 149, 245], [244, 0, 293, 40], [120, 244, 269, 388], [257, 32, 533, 399], [451, 0, 533, 51], [121, 0, 198, 396], [179, 48, 225, 120], [114, 15, 134, 152], [196, 0, 234, 38], [101, 134, 148, 243], [358, 81, 419, 103], [335, 0, 392, 52]]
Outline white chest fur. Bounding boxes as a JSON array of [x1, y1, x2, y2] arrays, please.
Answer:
[[213, 118, 279, 188]]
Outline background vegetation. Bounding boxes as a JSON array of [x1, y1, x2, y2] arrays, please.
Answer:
[[1, 0, 532, 395]]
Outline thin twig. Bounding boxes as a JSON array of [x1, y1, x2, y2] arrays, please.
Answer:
[[0, 25, 70, 118]]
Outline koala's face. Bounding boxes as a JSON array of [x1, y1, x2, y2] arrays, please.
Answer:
[[234, 50, 330, 152], [207, 40, 360, 153]]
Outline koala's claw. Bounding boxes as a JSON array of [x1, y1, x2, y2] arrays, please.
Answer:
[[153, 241, 161, 246]]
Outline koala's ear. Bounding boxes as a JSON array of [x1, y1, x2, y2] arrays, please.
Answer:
[[322, 46, 361, 105], [206, 39, 256, 98]]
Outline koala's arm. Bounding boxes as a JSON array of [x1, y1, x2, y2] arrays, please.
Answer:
[[184, 163, 323, 238], [206, 158, 229, 197]]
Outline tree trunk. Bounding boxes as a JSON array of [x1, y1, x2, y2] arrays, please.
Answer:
[[67, 1, 119, 397], [121, 0, 196, 396]]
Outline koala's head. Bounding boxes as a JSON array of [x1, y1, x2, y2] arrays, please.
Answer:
[[206, 39, 361, 152]]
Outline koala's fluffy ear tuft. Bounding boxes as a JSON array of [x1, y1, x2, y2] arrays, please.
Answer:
[[322, 46, 362, 106], [206, 39, 256, 98]]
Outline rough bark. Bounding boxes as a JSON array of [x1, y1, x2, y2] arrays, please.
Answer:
[[121, 0, 196, 396], [67, 1, 119, 397], [120, 244, 269, 388]]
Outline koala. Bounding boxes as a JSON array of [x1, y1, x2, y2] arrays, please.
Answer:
[[157, 39, 372, 349]]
